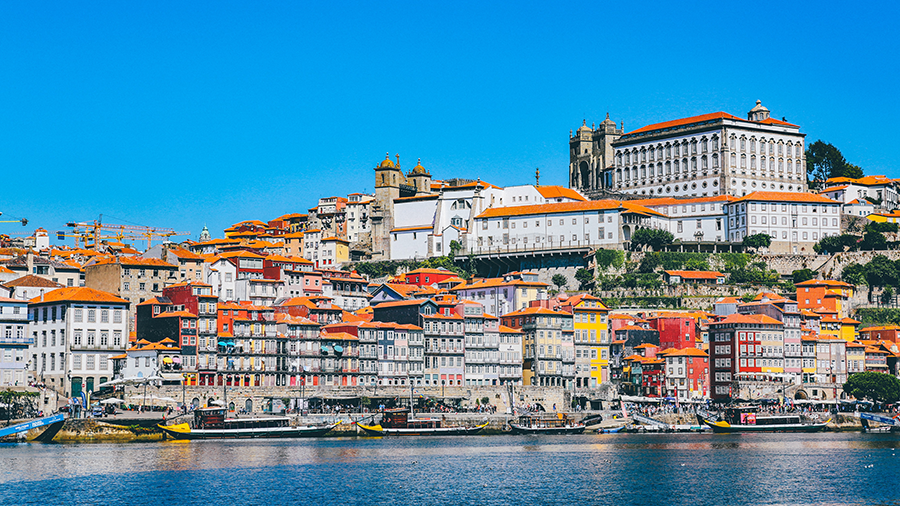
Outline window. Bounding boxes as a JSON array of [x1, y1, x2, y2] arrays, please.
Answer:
[[101, 310, 109, 323], [87, 309, 96, 323]]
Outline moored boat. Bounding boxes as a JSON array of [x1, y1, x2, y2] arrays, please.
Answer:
[[700, 406, 829, 433], [0, 413, 66, 443], [158, 407, 336, 440], [355, 408, 487, 436], [508, 413, 585, 435]]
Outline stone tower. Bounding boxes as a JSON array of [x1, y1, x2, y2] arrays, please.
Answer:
[[747, 99, 770, 122], [370, 153, 404, 260], [407, 158, 432, 193], [569, 114, 623, 199]]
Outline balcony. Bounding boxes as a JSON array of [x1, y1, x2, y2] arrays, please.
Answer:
[[0, 337, 33, 345]]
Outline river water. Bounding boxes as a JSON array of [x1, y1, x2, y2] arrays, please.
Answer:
[[2, 433, 900, 506]]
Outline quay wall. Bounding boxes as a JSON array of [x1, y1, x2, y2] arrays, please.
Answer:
[[53, 419, 165, 443], [127, 384, 571, 417]]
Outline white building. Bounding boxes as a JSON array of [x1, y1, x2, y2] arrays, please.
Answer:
[[820, 175, 899, 211], [639, 195, 733, 243], [498, 324, 523, 386], [110, 339, 181, 381], [450, 272, 549, 316], [466, 199, 668, 254], [0, 297, 29, 386], [388, 182, 587, 260], [28, 287, 130, 398], [724, 191, 841, 253], [608, 101, 807, 198]]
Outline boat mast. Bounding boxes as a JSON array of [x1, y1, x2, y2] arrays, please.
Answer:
[[409, 380, 414, 418]]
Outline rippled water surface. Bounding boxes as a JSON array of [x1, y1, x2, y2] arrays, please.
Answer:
[[3, 433, 900, 505]]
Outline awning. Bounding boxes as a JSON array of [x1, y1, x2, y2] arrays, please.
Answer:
[[320, 346, 329, 354]]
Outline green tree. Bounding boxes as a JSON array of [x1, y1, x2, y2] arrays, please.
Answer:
[[574, 268, 595, 291], [792, 268, 815, 284], [843, 371, 900, 404], [551, 274, 568, 291], [865, 255, 898, 287], [866, 222, 899, 234], [814, 233, 860, 254], [742, 233, 772, 252], [449, 240, 462, 258], [630, 228, 674, 251], [883, 287, 895, 306], [595, 249, 624, 270], [842, 262, 866, 286], [806, 140, 849, 184], [860, 231, 888, 251], [843, 163, 864, 179]]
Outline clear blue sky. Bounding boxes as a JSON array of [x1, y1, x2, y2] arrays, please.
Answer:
[[2, 1, 898, 246]]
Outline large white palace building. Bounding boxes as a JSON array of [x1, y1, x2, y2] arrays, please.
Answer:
[[570, 101, 808, 199]]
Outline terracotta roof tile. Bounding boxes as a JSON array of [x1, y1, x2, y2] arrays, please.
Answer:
[[29, 287, 128, 305]]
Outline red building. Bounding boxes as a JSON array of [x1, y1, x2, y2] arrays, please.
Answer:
[[708, 313, 782, 400], [648, 313, 699, 350], [403, 268, 461, 287], [663, 348, 709, 399]]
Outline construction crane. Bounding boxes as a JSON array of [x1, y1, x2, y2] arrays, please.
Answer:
[[0, 211, 28, 227], [65, 215, 190, 251]]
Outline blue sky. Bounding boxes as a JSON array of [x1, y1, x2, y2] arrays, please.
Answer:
[[1, 1, 898, 246]]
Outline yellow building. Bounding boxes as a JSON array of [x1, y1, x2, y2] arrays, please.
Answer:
[[319, 237, 350, 268], [563, 294, 609, 389]]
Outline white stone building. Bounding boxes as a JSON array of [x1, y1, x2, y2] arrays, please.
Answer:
[[0, 297, 29, 386], [639, 195, 733, 243], [27, 287, 130, 397], [607, 101, 807, 198], [724, 191, 841, 253]]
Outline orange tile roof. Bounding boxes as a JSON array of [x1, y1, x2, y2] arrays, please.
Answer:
[[167, 247, 203, 260], [155, 311, 197, 318], [625, 112, 743, 135], [795, 279, 853, 288], [731, 191, 840, 204], [451, 277, 548, 291], [498, 324, 523, 333], [826, 175, 896, 186], [665, 347, 708, 357], [390, 225, 433, 233], [475, 199, 665, 220], [29, 287, 128, 305], [501, 306, 570, 318], [535, 185, 587, 202], [2, 275, 64, 289], [716, 297, 740, 304], [664, 270, 724, 279], [713, 313, 783, 326], [100, 256, 177, 268]]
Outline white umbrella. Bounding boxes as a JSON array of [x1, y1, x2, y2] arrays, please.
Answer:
[[156, 397, 177, 403], [209, 399, 225, 406], [100, 398, 125, 405], [97, 378, 125, 388]]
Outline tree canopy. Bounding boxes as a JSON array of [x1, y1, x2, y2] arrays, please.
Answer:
[[792, 268, 815, 284], [742, 233, 772, 251], [630, 228, 674, 251], [574, 268, 594, 290], [806, 140, 864, 185], [843, 371, 900, 404], [551, 274, 568, 290]]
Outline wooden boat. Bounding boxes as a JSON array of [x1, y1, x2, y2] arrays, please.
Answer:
[[0, 413, 66, 443], [508, 413, 585, 434], [355, 408, 487, 436], [158, 407, 336, 440], [700, 406, 829, 433]]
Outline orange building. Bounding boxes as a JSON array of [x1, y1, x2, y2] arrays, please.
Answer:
[[795, 279, 854, 317]]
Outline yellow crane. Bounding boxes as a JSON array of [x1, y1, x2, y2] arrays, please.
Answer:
[[65, 216, 190, 251], [0, 211, 27, 227]]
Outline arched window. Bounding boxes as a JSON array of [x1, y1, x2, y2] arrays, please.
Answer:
[[712, 154, 719, 168], [712, 136, 719, 150], [701, 138, 708, 153], [683, 158, 689, 172], [730, 153, 736, 168], [691, 157, 698, 171], [666, 144, 671, 158], [666, 161, 671, 174], [673, 160, 679, 173], [760, 157, 766, 170], [751, 156, 756, 169], [691, 140, 698, 154], [741, 154, 746, 169], [641, 149, 646, 162], [787, 160, 793, 172], [779, 158, 784, 171], [701, 156, 708, 169], [740, 137, 746, 151]]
